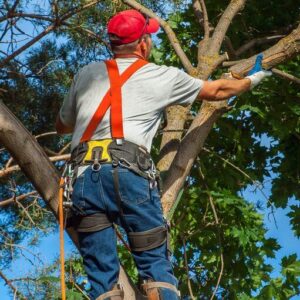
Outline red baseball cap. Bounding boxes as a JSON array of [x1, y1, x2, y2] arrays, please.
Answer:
[[107, 10, 160, 45]]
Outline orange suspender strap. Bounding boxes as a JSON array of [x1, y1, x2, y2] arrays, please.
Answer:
[[108, 60, 123, 139], [80, 59, 148, 143]]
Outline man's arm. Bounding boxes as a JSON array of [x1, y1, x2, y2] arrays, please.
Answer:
[[55, 114, 74, 134], [198, 78, 251, 101], [198, 69, 272, 101]]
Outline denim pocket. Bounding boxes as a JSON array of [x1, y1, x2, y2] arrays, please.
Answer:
[[116, 168, 150, 205]]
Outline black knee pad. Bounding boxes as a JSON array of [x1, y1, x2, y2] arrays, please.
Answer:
[[68, 212, 112, 233], [128, 225, 167, 252]]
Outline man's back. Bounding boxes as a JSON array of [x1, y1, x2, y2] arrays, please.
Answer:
[[60, 58, 202, 151]]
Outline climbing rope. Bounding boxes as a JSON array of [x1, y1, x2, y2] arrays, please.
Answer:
[[59, 177, 66, 300]]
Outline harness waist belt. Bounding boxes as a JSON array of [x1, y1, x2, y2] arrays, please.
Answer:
[[71, 139, 153, 173]]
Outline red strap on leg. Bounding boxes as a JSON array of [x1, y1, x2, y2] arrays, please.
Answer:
[[80, 59, 148, 143]]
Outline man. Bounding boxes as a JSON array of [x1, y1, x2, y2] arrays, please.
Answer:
[[56, 9, 271, 300]]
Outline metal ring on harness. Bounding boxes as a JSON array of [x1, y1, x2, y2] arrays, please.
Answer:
[[92, 162, 101, 172]]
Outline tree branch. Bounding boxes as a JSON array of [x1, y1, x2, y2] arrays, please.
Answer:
[[199, 0, 209, 40], [161, 24, 300, 216], [209, 0, 246, 53], [0, 13, 54, 23], [271, 68, 300, 85], [0, 270, 28, 300], [229, 23, 300, 76], [122, 0, 195, 74], [192, 0, 204, 26], [225, 61, 300, 85], [235, 35, 285, 56], [0, 154, 70, 178], [0, 191, 38, 207], [60, 0, 102, 22], [0, 24, 56, 68], [224, 36, 237, 60], [0, 0, 103, 68]]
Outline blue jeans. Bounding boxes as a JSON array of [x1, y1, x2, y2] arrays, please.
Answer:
[[71, 164, 179, 300]]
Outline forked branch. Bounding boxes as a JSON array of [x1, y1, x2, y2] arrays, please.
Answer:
[[122, 0, 195, 74]]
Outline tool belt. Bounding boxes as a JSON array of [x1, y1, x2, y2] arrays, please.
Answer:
[[71, 139, 158, 181]]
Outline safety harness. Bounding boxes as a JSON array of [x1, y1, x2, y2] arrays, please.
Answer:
[[59, 58, 180, 300]]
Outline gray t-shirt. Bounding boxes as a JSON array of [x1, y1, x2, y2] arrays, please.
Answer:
[[60, 58, 203, 151]]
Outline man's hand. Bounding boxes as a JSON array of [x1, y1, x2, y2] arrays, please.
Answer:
[[245, 70, 272, 89], [245, 53, 272, 89]]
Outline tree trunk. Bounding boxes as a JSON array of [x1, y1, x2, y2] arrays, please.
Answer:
[[0, 101, 144, 299]]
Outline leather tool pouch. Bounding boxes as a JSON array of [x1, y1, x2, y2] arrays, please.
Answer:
[[136, 146, 152, 171]]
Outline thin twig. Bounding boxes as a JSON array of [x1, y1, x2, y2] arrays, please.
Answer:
[[15, 199, 36, 226], [0, 24, 56, 68], [182, 237, 196, 300], [58, 142, 71, 155], [36, 59, 64, 74], [3, 243, 44, 265], [0, 13, 54, 23], [0, 270, 28, 300], [62, 22, 112, 54], [202, 147, 278, 229], [114, 225, 131, 252], [5, 157, 14, 169], [0, 0, 103, 67], [73, 282, 90, 300], [34, 131, 58, 139], [60, 0, 102, 22], [271, 68, 300, 85], [0, 154, 70, 178]]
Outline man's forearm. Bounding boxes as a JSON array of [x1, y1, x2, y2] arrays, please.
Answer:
[[198, 78, 251, 101], [214, 78, 251, 100]]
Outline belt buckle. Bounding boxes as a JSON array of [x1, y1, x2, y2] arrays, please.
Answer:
[[84, 139, 113, 164]]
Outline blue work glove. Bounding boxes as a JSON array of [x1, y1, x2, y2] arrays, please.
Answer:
[[246, 54, 272, 89]]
